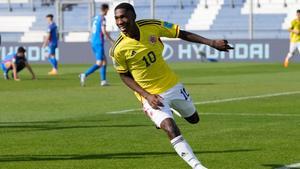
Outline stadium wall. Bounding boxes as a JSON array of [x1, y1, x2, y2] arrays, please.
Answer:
[[0, 39, 297, 63]]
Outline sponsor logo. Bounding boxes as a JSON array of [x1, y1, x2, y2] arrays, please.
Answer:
[[131, 50, 136, 56], [1, 46, 59, 62], [163, 43, 271, 61]]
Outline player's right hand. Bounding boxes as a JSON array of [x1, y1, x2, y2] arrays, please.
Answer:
[[146, 94, 164, 110], [211, 40, 234, 52]]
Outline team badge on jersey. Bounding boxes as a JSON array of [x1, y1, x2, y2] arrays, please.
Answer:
[[149, 35, 157, 44]]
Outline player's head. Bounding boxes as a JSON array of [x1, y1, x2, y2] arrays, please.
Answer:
[[16, 46, 26, 57], [114, 3, 136, 35], [297, 9, 300, 19], [46, 14, 54, 24], [101, 3, 109, 15]]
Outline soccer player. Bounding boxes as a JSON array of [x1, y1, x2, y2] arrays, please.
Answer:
[[110, 3, 233, 169], [43, 14, 59, 75], [1, 46, 36, 81], [79, 4, 114, 86], [284, 9, 300, 68]]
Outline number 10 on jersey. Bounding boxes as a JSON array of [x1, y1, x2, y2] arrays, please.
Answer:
[[142, 51, 156, 67]]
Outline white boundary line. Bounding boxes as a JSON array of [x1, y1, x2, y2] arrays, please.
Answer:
[[275, 163, 300, 169], [106, 91, 300, 115]]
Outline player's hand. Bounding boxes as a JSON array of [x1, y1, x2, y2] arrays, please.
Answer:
[[294, 30, 300, 34], [211, 40, 234, 52], [145, 94, 164, 110]]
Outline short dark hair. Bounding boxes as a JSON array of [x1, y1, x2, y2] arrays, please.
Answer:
[[297, 9, 300, 13], [101, 3, 109, 10], [115, 3, 136, 18], [46, 14, 54, 20], [17, 46, 26, 53]]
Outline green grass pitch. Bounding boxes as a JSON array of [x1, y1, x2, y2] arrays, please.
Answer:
[[0, 62, 299, 169]]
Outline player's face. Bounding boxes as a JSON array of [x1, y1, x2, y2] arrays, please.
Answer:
[[17, 52, 25, 58], [102, 8, 109, 15], [114, 8, 135, 35], [46, 17, 52, 24], [297, 12, 300, 20]]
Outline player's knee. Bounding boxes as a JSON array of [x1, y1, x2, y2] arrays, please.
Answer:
[[96, 61, 102, 66], [185, 112, 200, 124], [160, 118, 181, 138], [288, 52, 294, 57]]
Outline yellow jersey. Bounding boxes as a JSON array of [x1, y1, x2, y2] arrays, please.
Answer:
[[290, 19, 300, 42], [110, 19, 180, 97]]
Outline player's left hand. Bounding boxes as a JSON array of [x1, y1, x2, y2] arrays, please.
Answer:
[[211, 40, 234, 52]]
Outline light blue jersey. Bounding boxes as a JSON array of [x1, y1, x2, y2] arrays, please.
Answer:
[[90, 15, 105, 45]]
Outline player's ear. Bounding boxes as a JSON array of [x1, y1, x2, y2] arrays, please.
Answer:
[[131, 11, 136, 21]]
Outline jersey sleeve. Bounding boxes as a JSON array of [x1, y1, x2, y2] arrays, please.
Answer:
[[158, 21, 180, 38], [110, 49, 128, 73], [290, 20, 296, 29]]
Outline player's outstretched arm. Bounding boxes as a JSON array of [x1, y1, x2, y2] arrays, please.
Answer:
[[11, 63, 20, 81], [119, 72, 163, 109], [178, 30, 234, 52], [25, 62, 36, 80]]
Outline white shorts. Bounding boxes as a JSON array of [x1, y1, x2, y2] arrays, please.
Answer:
[[142, 83, 196, 128], [288, 42, 300, 55]]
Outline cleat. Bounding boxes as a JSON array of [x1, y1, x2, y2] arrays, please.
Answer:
[[100, 80, 109, 86], [284, 59, 289, 68], [79, 73, 86, 87], [48, 69, 58, 75]]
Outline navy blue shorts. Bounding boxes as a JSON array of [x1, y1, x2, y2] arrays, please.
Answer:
[[48, 45, 57, 55]]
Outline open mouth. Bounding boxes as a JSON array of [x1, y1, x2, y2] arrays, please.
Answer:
[[119, 26, 127, 32]]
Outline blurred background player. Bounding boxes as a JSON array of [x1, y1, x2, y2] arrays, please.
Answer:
[[111, 3, 233, 169], [1, 46, 36, 81], [43, 14, 59, 75], [79, 3, 114, 87], [284, 9, 300, 68]]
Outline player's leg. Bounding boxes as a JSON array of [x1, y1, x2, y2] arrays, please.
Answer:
[[143, 98, 207, 169], [16, 61, 26, 73], [284, 42, 296, 67], [47, 45, 58, 75], [168, 83, 200, 124], [99, 47, 108, 86], [1, 62, 9, 79], [80, 45, 102, 86], [296, 42, 300, 60]]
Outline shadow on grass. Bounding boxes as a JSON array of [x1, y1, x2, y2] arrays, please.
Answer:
[[183, 82, 217, 86], [262, 164, 300, 169], [0, 120, 153, 133], [0, 149, 259, 163]]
